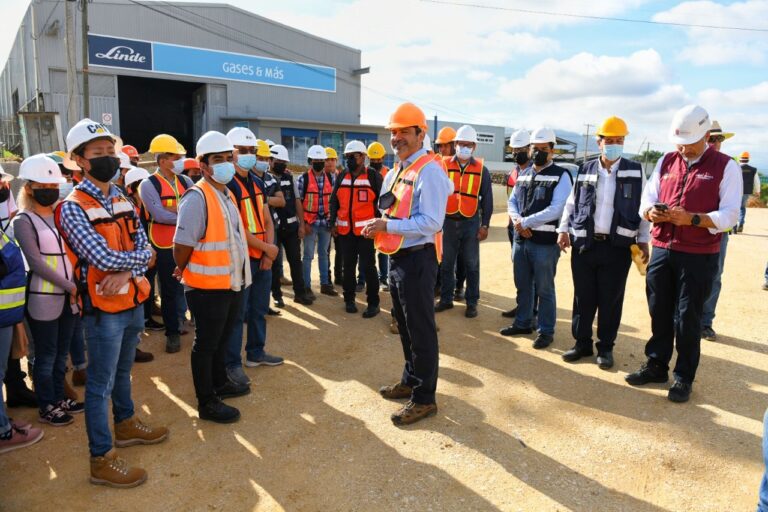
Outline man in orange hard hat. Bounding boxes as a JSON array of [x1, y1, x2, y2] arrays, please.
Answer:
[[362, 103, 452, 426], [434, 127, 456, 158]]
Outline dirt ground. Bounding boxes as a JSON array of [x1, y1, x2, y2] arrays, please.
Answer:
[[2, 185, 767, 512]]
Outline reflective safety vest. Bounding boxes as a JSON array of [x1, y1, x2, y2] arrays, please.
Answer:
[[57, 189, 150, 314], [231, 174, 266, 259], [144, 173, 188, 249], [182, 179, 237, 290], [379, 165, 390, 178], [336, 169, 377, 236], [444, 156, 484, 218], [0, 229, 26, 327], [302, 171, 333, 225]]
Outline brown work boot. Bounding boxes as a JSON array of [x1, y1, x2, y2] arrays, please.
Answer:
[[114, 416, 169, 448], [64, 376, 79, 401], [90, 449, 147, 488], [389, 317, 399, 334], [72, 368, 87, 386], [379, 382, 412, 400], [391, 401, 437, 426]]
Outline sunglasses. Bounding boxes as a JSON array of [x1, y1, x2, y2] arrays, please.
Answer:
[[708, 136, 725, 143]]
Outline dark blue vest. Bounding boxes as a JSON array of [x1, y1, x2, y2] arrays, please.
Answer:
[[514, 163, 570, 245], [0, 230, 26, 327], [568, 158, 643, 250], [273, 171, 299, 232]]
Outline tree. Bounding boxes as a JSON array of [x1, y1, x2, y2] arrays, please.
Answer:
[[632, 150, 664, 165]]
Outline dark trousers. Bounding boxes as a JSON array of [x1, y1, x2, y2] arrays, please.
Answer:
[[155, 248, 181, 336], [456, 252, 466, 290], [28, 308, 77, 410], [331, 236, 342, 283], [340, 234, 379, 307], [440, 216, 481, 306], [143, 265, 157, 321], [186, 288, 244, 407], [271, 228, 305, 298], [645, 247, 719, 383], [390, 246, 439, 404], [570, 241, 632, 353]]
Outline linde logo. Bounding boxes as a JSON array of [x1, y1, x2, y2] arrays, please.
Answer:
[[95, 46, 146, 63], [88, 35, 152, 70]]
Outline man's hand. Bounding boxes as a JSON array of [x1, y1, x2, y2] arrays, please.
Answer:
[[666, 206, 693, 226], [477, 226, 489, 241], [147, 246, 157, 269], [298, 224, 306, 240], [647, 206, 670, 224], [362, 218, 387, 239], [331, 226, 338, 238], [513, 219, 527, 234], [304, 223, 313, 236], [260, 256, 274, 271], [172, 266, 183, 281], [557, 232, 570, 253], [99, 271, 132, 296], [263, 243, 279, 261], [636, 242, 650, 264]]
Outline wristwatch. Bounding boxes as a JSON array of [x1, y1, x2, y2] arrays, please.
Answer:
[[691, 214, 701, 226], [480, 225, 489, 229]]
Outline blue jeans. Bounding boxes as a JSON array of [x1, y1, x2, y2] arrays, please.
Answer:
[[759, 408, 768, 511], [29, 307, 77, 410], [0, 326, 13, 435], [302, 225, 331, 288], [83, 305, 144, 457], [440, 215, 481, 306], [176, 286, 188, 325], [513, 240, 560, 336], [69, 314, 87, 370], [740, 194, 750, 227], [226, 258, 272, 367], [702, 232, 728, 328]]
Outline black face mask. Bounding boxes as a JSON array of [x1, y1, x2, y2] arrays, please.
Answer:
[[190, 174, 203, 183], [533, 149, 549, 167], [272, 162, 287, 174], [33, 188, 59, 207], [370, 162, 383, 172], [88, 156, 121, 183], [311, 161, 325, 172], [345, 156, 358, 171], [0, 188, 9, 203], [514, 152, 529, 166]]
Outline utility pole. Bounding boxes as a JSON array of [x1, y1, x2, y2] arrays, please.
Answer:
[[65, 1, 78, 127], [583, 123, 594, 164], [80, 0, 89, 118]]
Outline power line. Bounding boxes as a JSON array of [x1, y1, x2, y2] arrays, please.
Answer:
[[31, 0, 63, 40], [419, 0, 768, 33]]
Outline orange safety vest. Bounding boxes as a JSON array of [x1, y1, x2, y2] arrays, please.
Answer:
[[380, 165, 390, 178], [181, 179, 237, 290], [375, 154, 442, 261], [57, 189, 150, 314], [336, 169, 377, 236], [302, 171, 332, 224], [145, 173, 188, 249], [444, 156, 484, 218], [233, 175, 267, 259]]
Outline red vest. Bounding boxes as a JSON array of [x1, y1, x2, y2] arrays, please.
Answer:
[[336, 170, 376, 236], [302, 171, 332, 224], [652, 148, 730, 254], [145, 173, 187, 249], [444, 156, 484, 218], [233, 175, 267, 259]]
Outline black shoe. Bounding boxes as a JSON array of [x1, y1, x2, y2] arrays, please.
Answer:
[[562, 345, 593, 362], [199, 398, 241, 423], [701, 326, 716, 341], [465, 305, 478, 318], [668, 379, 692, 403], [501, 307, 517, 318], [267, 307, 281, 316], [596, 352, 614, 370], [5, 386, 38, 408], [304, 288, 317, 301], [625, 360, 669, 386], [533, 334, 553, 349], [499, 325, 533, 336], [362, 305, 380, 318], [293, 294, 313, 306], [274, 297, 285, 308], [144, 318, 165, 331], [355, 283, 365, 293], [345, 302, 358, 314], [214, 381, 251, 399], [434, 301, 453, 313], [453, 287, 465, 302]]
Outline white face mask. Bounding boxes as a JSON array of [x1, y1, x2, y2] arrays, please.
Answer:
[[456, 145, 473, 161]]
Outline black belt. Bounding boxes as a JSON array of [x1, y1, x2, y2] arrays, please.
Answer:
[[391, 243, 434, 258], [593, 234, 609, 241], [445, 214, 469, 221]]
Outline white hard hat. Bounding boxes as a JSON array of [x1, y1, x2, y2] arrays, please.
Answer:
[[0, 164, 13, 183], [509, 129, 530, 149], [19, 154, 66, 184], [66, 118, 117, 155], [265, 139, 276, 147], [307, 144, 327, 160], [530, 127, 557, 144], [344, 140, 367, 155], [125, 166, 150, 188], [454, 125, 478, 144], [196, 131, 234, 158], [669, 104, 711, 145], [227, 126, 257, 147], [118, 152, 131, 169], [270, 144, 290, 162], [423, 133, 432, 151]]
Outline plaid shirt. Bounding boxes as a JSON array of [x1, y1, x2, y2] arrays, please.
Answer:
[[59, 178, 151, 282], [297, 171, 333, 228]]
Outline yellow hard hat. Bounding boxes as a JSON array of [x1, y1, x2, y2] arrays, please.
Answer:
[[596, 116, 629, 137], [367, 141, 386, 159], [149, 134, 186, 154], [325, 147, 338, 159], [256, 139, 271, 158]]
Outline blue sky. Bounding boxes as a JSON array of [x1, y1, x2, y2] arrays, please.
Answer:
[[1, 0, 766, 168]]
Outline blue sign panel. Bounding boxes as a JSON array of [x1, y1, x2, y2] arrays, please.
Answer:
[[88, 34, 336, 93]]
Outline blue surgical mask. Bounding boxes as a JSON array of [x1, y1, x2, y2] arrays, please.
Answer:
[[211, 162, 236, 184], [603, 144, 623, 161], [59, 181, 74, 200], [237, 154, 256, 171], [172, 159, 185, 175], [456, 145, 473, 160], [254, 161, 269, 173]]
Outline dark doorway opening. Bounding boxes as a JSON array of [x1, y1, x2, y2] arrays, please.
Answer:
[[117, 75, 203, 156]]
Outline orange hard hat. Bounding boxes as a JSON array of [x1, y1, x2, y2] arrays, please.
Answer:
[[122, 145, 139, 159], [740, 151, 750, 160], [386, 102, 427, 131], [435, 127, 457, 144], [183, 157, 200, 171]]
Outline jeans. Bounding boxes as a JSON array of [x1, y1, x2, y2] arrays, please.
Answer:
[[740, 194, 750, 227], [340, 234, 379, 307], [378, 253, 388, 282], [226, 259, 272, 368], [701, 232, 728, 328], [156, 247, 182, 336], [176, 287, 188, 325], [0, 326, 13, 435], [271, 229, 305, 299], [187, 288, 243, 407], [302, 225, 331, 288], [29, 307, 77, 410], [83, 305, 144, 457], [513, 240, 560, 336], [69, 314, 87, 370], [440, 216, 481, 306], [143, 265, 157, 321], [758, 408, 768, 512]]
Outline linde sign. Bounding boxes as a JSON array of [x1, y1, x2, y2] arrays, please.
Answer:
[[88, 34, 336, 93]]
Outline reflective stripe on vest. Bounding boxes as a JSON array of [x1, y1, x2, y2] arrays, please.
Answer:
[[18, 211, 74, 296], [147, 173, 187, 249], [0, 231, 26, 322], [302, 171, 332, 224], [444, 157, 484, 217], [336, 170, 376, 236], [234, 176, 266, 259]]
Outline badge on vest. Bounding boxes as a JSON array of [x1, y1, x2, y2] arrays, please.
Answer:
[[534, 187, 546, 200], [622, 183, 633, 199], [695, 173, 715, 181]]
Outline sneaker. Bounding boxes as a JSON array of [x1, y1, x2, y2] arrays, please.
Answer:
[[533, 334, 553, 349], [304, 288, 317, 301], [391, 401, 437, 426], [380, 280, 390, 292], [320, 284, 339, 296], [668, 379, 692, 403], [214, 381, 250, 399], [90, 449, 147, 488], [244, 354, 285, 367], [114, 416, 169, 447], [434, 301, 453, 313], [165, 334, 181, 354], [625, 360, 669, 386], [379, 382, 412, 400], [39, 404, 74, 426], [345, 301, 358, 314], [57, 398, 85, 414], [0, 423, 44, 454], [362, 305, 380, 318], [72, 368, 87, 386], [134, 348, 154, 363], [701, 326, 717, 341], [199, 398, 240, 424], [226, 366, 251, 385], [144, 318, 165, 331]]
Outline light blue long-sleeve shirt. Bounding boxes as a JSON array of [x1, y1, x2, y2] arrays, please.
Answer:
[[508, 162, 571, 229], [380, 148, 452, 248]]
